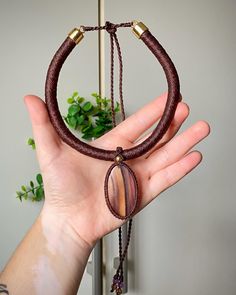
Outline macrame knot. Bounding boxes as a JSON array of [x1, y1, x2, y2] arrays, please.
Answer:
[[105, 21, 117, 34], [114, 146, 124, 163]]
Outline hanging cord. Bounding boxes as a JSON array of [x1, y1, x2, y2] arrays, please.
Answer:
[[82, 21, 131, 125], [82, 21, 133, 294], [111, 219, 133, 294]]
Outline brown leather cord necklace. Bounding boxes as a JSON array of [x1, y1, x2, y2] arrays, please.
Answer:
[[45, 20, 180, 294]]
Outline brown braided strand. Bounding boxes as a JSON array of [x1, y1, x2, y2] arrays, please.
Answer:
[[118, 226, 124, 281], [113, 32, 126, 121], [45, 21, 180, 162], [108, 24, 116, 127], [117, 219, 133, 274]]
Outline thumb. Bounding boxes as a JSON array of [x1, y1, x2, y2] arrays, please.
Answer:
[[24, 95, 61, 165]]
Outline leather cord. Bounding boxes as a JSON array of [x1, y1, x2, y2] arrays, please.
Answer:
[[45, 22, 180, 161]]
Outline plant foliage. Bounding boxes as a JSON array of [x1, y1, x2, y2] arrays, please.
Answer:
[[64, 92, 120, 140]]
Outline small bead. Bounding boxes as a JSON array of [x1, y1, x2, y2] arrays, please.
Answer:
[[115, 155, 123, 163]]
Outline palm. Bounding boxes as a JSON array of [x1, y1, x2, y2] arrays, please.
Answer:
[[24, 93, 210, 247], [40, 131, 143, 245]]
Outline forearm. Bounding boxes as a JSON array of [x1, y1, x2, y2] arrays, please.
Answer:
[[0, 207, 94, 295]]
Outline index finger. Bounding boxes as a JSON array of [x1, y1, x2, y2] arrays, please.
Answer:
[[109, 92, 181, 143]]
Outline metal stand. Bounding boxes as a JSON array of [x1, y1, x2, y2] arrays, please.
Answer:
[[86, 1, 105, 294], [87, 240, 103, 295]]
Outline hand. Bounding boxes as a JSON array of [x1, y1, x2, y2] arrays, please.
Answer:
[[24, 92, 210, 249]]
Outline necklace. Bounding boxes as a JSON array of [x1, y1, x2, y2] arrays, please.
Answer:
[[45, 20, 180, 294]]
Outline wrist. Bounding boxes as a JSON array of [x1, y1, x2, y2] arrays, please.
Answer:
[[39, 205, 94, 258], [0, 204, 95, 294]]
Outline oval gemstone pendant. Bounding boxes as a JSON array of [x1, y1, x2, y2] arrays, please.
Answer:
[[104, 162, 139, 219]]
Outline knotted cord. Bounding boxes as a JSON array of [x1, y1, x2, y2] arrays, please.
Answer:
[[82, 21, 133, 294]]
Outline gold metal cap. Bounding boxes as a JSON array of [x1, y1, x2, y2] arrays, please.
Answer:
[[132, 20, 149, 38], [68, 27, 84, 44]]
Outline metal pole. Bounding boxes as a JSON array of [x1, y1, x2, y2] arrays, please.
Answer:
[[92, 1, 105, 295], [92, 240, 103, 295]]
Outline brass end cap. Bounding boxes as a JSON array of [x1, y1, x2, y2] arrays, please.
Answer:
[[132, 20, 149, 38], [68, 27, 84, 44]]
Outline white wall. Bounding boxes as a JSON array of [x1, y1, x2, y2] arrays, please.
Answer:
[[1, 1, 236, 294], [104, 0, 236, 294]]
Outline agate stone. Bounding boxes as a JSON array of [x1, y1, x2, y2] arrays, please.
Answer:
[[105, 162, 138, 219]]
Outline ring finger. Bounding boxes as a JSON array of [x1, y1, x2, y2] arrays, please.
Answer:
[[143, 120, 210, 178]]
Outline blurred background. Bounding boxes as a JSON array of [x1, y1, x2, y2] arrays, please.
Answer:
[[0, 0, 235, 294]]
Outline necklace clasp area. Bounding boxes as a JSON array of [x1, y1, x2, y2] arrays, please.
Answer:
[[131, 20, 149, 39], [68, 27, 84, 44]]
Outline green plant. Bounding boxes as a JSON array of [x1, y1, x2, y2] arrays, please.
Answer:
[[27, 137, 36, 150], [16, 173, 44, 202], [64, 92, 120, 140], [16, 92, 120, 202]]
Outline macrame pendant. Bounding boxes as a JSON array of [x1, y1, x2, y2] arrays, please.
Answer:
[[104, 148, 139, 220], [44, 20, 180, 295]]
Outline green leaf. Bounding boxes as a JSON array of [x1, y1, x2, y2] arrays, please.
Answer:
[[91, 92, 98, 98], [21, 185, 27, 192], [96, 98, 102, 105], [81, 124, 92, 132], [103, 100, 108, 107], [67, 98, 74, 104], [114, 101, 120, 112], [77, 97, 85, 104], [30, 181, 34, 188], [68, 105, 80, 116], [95, 117, 111, 125], [72, 91, 78, 98], [89, 106, 99, 116], [77, 114, 85, 125], [16, 193, 22, 202], [82, 101, 93, 112], [23, 192, 28, 200], [93, 125, 104, 134], [36, 173, 43, 185], [27, 137, 36, 149], [82, 133, 93, 140], [28, 138, 34, 145], [68, 116, 77, 129], [35, 187, 44, 201]]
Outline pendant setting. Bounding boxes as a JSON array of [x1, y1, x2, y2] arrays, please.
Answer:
[[104, 147, 139, 220]]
